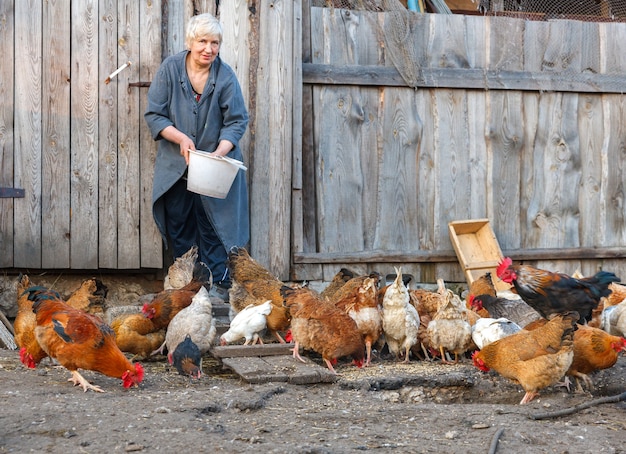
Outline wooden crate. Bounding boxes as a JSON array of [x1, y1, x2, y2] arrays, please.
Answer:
[[448, 219, 512, 292]]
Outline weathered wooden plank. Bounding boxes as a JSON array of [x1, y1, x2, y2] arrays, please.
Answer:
[[577, 23, 605, 252], [98, 0, 119, 268], [294, 246, 626, 264], [523, 21, 582, 249], [70, 0, 98, 268], [489, 16, 524, 252], [13, 0, 43, 268], [115, 0, 141, 269], [0, 0, 15, 267], [220, 0, 252, 180], [138, 0, 163, 269], [372, 87, 420, 251], [0, 320, 17, 350], [250, 0, 293, 280], [601, 22, 626, 249], [211, 344, 293, 359], [41, 0, 71, 268], [220, 354, 337, 384], [302, 63, 626, 93]]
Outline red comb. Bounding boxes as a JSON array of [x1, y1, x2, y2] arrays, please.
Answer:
[[496, 257, 513, 277]]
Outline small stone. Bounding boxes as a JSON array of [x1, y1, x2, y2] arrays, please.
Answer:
[[472, 423, 490, 429]]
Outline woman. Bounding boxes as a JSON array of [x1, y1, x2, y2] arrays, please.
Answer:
[[144, 13, 249, 300]]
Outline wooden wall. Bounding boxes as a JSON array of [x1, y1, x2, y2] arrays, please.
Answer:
[[2, 1, 626, 286]]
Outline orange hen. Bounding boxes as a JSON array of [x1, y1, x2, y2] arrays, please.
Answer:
[[227, 247, 291, 343], [14, 274, 49, 368], [473, 311, 578, 404]]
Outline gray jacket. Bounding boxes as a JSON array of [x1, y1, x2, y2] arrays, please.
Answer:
[[144, 51, 250, 252]]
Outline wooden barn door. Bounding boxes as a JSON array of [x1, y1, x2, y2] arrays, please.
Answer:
[[0, 0, 164, 270]]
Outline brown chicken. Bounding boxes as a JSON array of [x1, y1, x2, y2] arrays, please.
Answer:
[[473, 311, 579, 404], [320, 268, 355, 301], [333, 273, 382, 366], [65, 277, 108, 318], [141, 262, 211, 330], [526, 319, 626, 392], [605, 282, 626, 307], [281, 285, 365, 374], [466, 273, 495, 318], [227, 247, 292, 343], [566, 324, 626, 392], [496, 257, 619, 323], [426, 289, 473, 364], [24, 286, 144, 392], [407, 280, 447, 360], [110, 313, 165, 359], [14, 274, 49, 368]]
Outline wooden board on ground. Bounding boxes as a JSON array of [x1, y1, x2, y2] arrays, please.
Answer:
[[210, 344, 337, 384]]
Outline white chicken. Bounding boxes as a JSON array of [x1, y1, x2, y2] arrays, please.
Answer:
[[471, 317, 522, 350], [426, 289, 473, 364], [220, 300, 273, 345], [601, 300, 626, 337], [381, 267, 420, 362], [158, 286, 217, 374]]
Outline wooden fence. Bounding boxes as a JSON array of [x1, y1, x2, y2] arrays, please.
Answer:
[[2, 0, 626, 285], [294, 6, 626, 284]]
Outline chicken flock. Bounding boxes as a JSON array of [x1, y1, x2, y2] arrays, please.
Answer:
[[10, 251, 626, 405]]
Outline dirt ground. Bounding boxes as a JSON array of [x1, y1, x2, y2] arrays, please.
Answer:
[[1, 274, 625, 453]]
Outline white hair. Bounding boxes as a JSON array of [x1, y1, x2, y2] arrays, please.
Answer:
[[185, 13, 223, 49]]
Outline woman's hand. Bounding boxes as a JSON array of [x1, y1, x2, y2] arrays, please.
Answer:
[[211, 139, 234, 157]]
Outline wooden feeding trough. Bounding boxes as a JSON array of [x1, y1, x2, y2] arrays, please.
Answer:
[[448, 219, 512, 292]]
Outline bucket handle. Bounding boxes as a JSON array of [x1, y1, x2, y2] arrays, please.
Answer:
[[188, 149, 247, 171]]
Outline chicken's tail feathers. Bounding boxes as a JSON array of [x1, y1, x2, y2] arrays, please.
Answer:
[[192, 261, 213, 289], [590, 271, 621, 287], [23, 286, 63, 312]]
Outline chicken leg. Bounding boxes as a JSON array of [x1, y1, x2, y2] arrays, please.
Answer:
[[68, 370, 105, 393]]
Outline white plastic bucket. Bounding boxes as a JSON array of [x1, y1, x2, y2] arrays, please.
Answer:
[[187, 149, 247, 199]]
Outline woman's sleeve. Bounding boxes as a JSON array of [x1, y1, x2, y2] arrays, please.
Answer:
[[144, 64, 174, 140], [218, 74, 249, 146]]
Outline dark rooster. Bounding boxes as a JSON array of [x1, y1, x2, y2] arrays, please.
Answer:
[[496, 257, 619, 324]]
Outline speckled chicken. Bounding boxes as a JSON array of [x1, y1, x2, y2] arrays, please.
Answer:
[[159, 286, 217, 377], [426, 289, 473, 364], [381, 267, 420, 362], [164, 245, 199, 290], [333, 273, 382, 366]]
